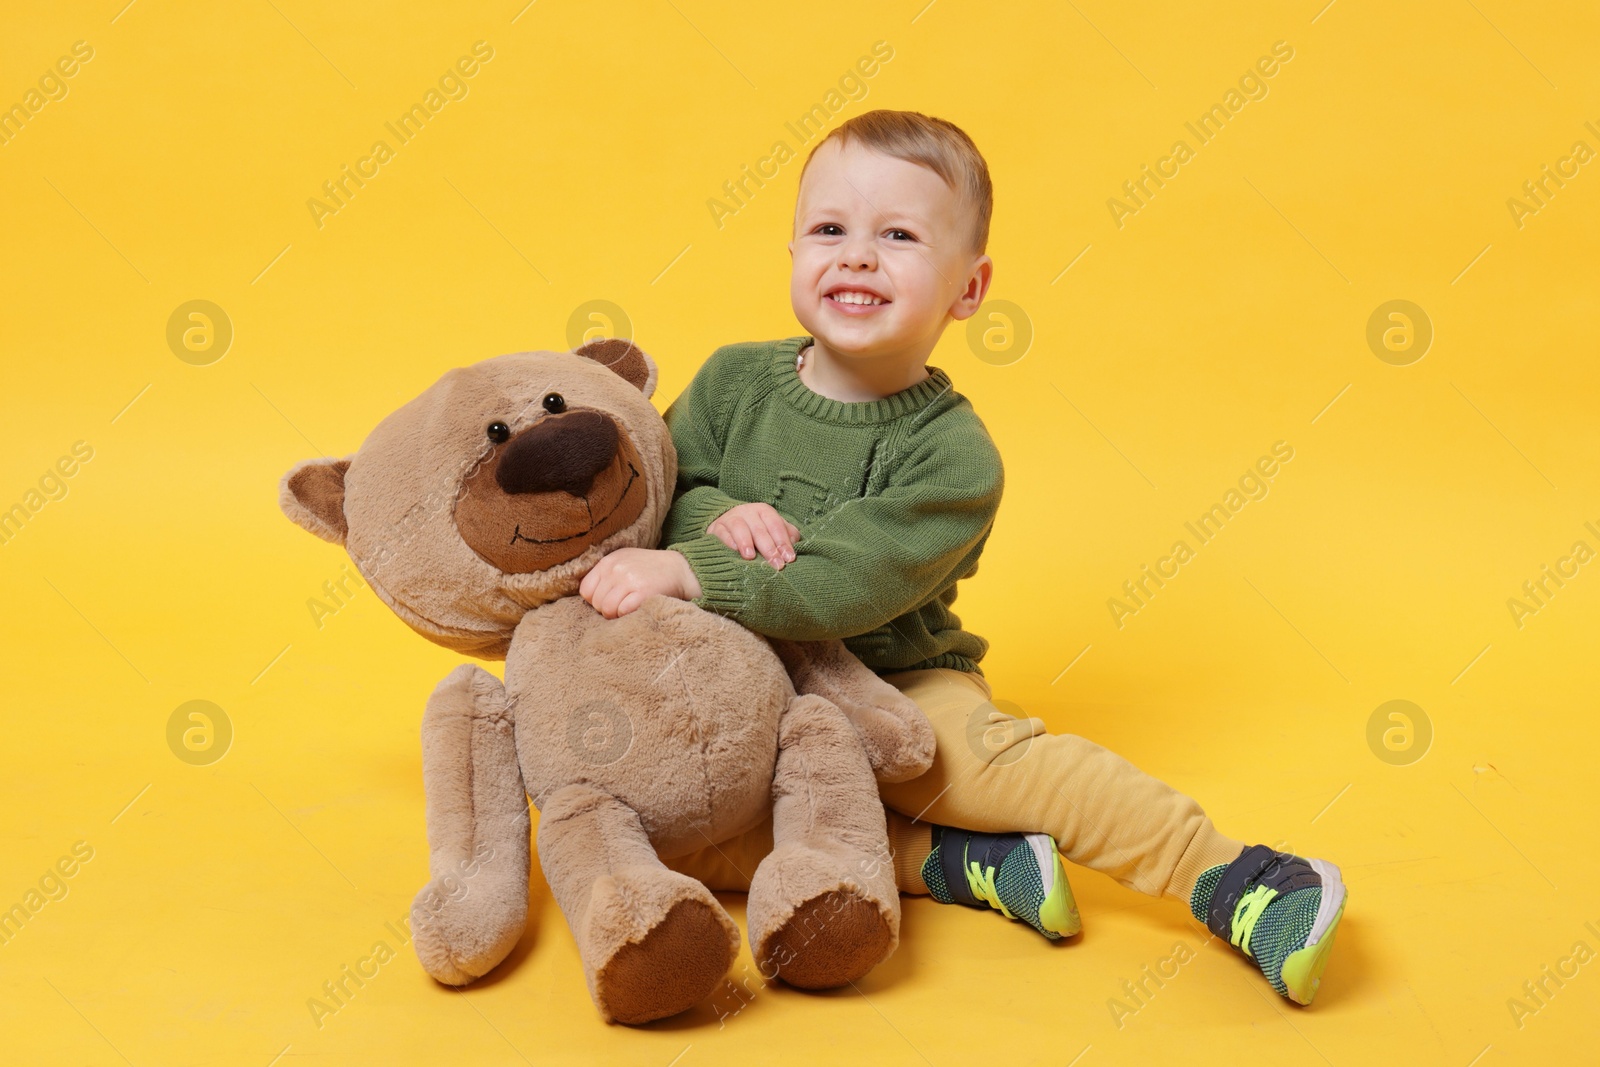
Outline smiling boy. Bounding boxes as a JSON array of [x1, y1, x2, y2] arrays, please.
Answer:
[[578, 110, 1346, 1005]]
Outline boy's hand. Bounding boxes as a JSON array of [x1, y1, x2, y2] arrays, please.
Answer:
[[707, 503, 801, 570], [580, 548, 702, 619]]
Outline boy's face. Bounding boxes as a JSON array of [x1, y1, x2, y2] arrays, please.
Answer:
[[788, 139, 991, 361]]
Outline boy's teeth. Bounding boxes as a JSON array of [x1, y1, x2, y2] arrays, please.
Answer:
[[831, 291, 884, 305]]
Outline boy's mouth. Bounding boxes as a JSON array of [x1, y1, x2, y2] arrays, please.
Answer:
[[824, 287, 891, 313]]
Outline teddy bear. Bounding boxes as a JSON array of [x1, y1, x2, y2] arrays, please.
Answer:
[[278, 339, 935, 1024]]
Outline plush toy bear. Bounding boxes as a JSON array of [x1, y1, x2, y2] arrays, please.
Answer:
[[278, 340, 935, 1024]]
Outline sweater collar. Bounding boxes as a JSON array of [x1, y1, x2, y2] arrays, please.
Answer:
[[774, 335, 954, 425]]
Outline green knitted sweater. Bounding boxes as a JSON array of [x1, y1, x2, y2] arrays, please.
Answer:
[[660, 335, 1004, 677]]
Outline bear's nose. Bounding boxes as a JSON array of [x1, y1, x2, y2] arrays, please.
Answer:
[[495, 410, 619, 496]]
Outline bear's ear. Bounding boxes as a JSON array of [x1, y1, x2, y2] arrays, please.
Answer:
[[280, 456, 352, 544], [574, 338, 658, 399]]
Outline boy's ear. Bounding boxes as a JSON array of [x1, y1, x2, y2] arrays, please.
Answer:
[[280, 456, 352, 544], [950, 255, 995, 322], [574, 338, 658, 399]]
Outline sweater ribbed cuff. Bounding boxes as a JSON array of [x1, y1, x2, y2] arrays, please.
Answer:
[[666, 534, 750, 617], [673, 486, 745, 539]]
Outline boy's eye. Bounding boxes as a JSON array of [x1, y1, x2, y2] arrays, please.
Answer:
[[886, 229, 916, 241], [815, 223, 843, 236]]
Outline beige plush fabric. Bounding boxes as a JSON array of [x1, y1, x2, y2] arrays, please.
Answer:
[[279, 341, 934, 1024]]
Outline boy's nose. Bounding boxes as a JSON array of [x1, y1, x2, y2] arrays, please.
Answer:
[[495, 410, 619, 496], [838, 236, 877, 269]]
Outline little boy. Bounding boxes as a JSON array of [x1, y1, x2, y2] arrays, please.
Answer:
[[577, 110, 1345, 1005]]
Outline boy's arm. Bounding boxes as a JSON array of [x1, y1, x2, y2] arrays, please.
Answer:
[[657, 350, 751, 547], [665, 436, 1002, 642]]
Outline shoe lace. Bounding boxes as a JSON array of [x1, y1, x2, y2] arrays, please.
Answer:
[[966, 860, 1015, 919], [1229, 884, 1279, 959]]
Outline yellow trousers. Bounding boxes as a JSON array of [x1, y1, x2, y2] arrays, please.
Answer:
[[666, 667, 1245, 903]]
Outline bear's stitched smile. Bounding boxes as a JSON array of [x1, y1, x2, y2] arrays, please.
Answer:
[[455, 416, 649, 573], [508, 462, 641, 546]]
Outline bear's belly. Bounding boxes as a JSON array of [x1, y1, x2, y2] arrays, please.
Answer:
[[504, 594, 791, 858]]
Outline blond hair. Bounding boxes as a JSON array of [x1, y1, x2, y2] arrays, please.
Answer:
[[797, 109, 993, 255]]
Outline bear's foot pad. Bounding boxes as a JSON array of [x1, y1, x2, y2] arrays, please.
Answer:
[[594, 898, 737, 1024], [761, 889, 893, 991]]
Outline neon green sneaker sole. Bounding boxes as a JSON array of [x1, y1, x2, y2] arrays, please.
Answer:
[[1279, 894, 1345, 1005], [1032, 836, 1082, 938]]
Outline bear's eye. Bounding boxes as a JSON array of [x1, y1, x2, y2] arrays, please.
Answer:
[[486, 421, 511, 444], [543, 392, 566, 414]]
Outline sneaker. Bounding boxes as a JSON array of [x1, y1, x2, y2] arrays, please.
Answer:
[[1192, 844, 1346, 1005], [922, 826, 1081, 939]]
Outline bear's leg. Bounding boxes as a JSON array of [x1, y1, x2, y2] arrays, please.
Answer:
[[769, 638, 936, 784], [747, 693, 900, 990], [410, 664, 531, 985], [538, 783, 740, 1024]]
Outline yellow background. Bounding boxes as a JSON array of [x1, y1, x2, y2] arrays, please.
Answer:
[[3, 1, 1597, 1063]]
